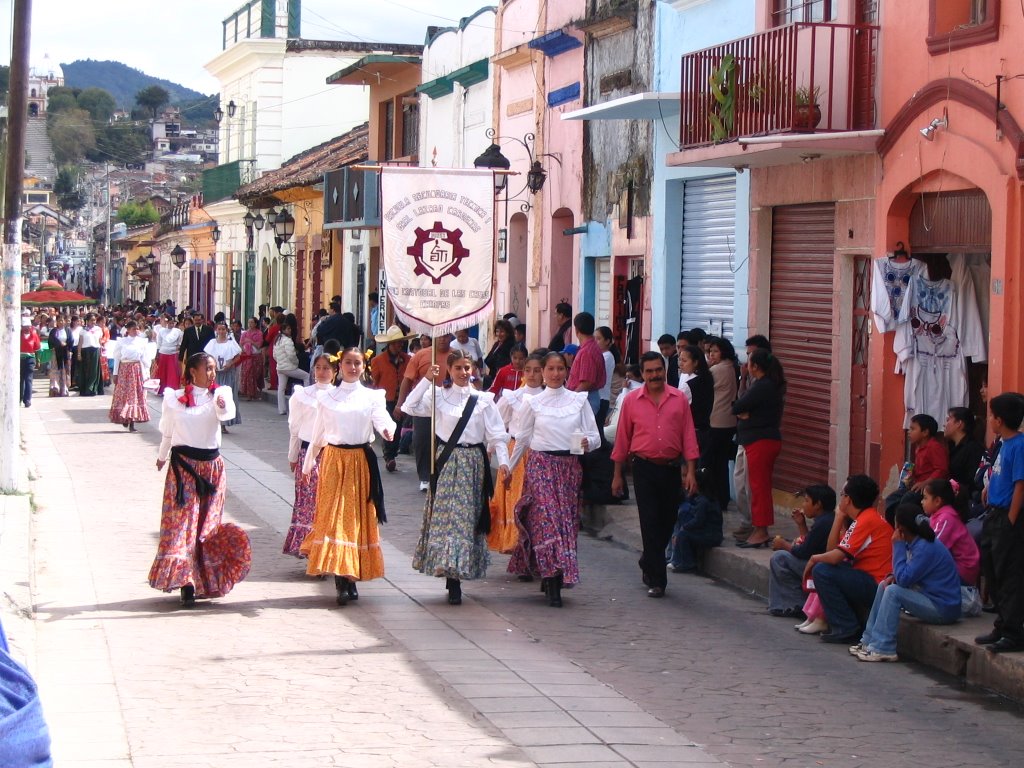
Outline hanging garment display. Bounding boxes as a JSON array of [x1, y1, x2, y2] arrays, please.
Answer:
[[870, 255, 925, 333]]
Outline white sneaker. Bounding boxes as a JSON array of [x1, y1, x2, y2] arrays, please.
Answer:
[[419, 481, 429, 492], [856, 648, 898, 663], [798, 618, 829, 635], [848, 642, 865, 657], [794, 618, 812, 631]]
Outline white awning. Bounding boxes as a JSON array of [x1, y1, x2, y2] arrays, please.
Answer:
[[666, 130, 885, 169], [561, 92, 680, 121]]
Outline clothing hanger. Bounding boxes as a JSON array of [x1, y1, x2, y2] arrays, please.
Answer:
[[891, 241, 910, 263]]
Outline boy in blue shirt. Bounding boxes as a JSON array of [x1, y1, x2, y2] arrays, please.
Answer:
[[975, 392, 1024, 653]]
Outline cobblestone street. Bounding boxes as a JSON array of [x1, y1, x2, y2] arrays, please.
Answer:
[[8, 389, 1023, 767]]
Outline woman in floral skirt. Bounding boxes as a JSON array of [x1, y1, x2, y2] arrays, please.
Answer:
[[402, 350, 510, 605], [301, 348, 395, 605], [507, 351, 600, 607], [238, 317, 265, 401], [283, 351, 338, 558], [109, 321, 151, 432], [149, 353, 252, 607]]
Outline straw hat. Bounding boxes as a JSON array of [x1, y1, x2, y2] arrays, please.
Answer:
[[374, 324, 417, 344]]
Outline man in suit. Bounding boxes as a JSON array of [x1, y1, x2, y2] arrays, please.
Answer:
[[179, 311, 215, 369]]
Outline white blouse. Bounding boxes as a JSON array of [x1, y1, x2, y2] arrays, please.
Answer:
[[303, 381, 397, 475], [497, 385, 544, 434], [402, 378, 510, 468], [158, 326, 183, 355], [288, 382, 332, 463], [205, 338, 242, 369], [510, 387, 601, 469], [79, 326, 101, 349], [112, 334, 150, 365], [157, 385, 237, 461]]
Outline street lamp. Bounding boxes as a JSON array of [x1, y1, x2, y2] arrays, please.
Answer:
[[214, 105, 224, 124], [473, 143, 511, 196], [145, 251, 156, 266], [242, 210, 255, 229], [265, 207, 278, 227], [170, 244, 187, 268], [211, 224, 221, 243], [252, 212, 265, 231], [273, 208, 296, 256], [227, 100, 237, 118]]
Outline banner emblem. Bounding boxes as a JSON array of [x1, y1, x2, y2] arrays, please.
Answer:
[[409, 222, 468, 284]]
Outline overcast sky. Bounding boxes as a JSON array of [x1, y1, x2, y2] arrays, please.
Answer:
[[1, 0, 496, 94]]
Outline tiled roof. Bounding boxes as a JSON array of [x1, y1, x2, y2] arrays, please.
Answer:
[[236, 122, 369, 202]]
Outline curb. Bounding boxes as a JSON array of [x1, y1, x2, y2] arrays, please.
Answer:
[[583, 500, 1024, 704]]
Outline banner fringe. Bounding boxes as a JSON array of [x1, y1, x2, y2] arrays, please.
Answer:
[[394, 303, 494, 338]]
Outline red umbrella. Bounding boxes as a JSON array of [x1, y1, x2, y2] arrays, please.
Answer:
[[21, 280, 97, 307]]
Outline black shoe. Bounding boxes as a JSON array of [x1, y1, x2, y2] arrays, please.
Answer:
[[335, 576, 350, 606], [385, 459, 397, 472], [179, 584, 196, 608], [769, 608, 805, 619], [988, 637, 1024, 653], [517, 574, 534, 582], [820, 630, 860, 644], [347, 581, 359, 601], [982, 603, 997, 614], [975, 630, 1002, 645], [446, 577, 462, 605], [546, 573, 563, 607], [647, 587, 665, 598]]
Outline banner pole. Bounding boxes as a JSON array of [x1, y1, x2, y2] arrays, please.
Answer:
[[429, 337, 436, 492]]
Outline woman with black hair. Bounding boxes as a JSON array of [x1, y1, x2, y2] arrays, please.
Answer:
[[705, 337, 738, 509], [273, 314, 307, 415], [483, 319, 515, 389], [853, 502, 962, 662], [403, 350, 510, 605], [678, 344, 714, 463], [149, 353, 251, 607], [109, 320, 151, 432], [731, 348, 785, 548]]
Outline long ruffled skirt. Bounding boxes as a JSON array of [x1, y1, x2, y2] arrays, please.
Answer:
[[108, 361, 150, 424], [148, 455, 251, 598], [508, 452, 583, 584], [239, 354, 264, 399], [283, 444, 319, 557], [301, 446, 384, 580], [413, 445, 489, 580], [155, 352, 180, 395], [488, 439, 526, 553]]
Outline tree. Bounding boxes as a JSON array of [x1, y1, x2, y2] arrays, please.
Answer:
[[55, 167, 85, 213], [117, 200, 160, 226], [135, 85, 169, 119], [87, 124, 152, 166], [76, 87, 116, 123], [45, 90, 79, 116], [49, 108, 96, 164]]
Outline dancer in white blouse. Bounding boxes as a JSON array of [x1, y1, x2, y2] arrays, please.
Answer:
[[402, 350, 510, 605], [154, 314, 183, 394], [489, 351, 546, 554], [149, 353, 251, 607], [109, 321, 152, 431], [283, 352, 337, 560], [205, 322, 243, 433], [507, 351, 601, 607], [302, 348, 395, 605]]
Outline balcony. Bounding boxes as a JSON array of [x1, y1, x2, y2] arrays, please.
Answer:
[[679, 23, 879, 149], [202, 159, 255, 205]]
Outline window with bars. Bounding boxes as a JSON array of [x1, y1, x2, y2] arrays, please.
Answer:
[[771, 0, 836, 26], [401, 99, 419, 159]]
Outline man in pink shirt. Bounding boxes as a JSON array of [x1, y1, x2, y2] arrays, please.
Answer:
[[612, 351, 699, 597], [566, 312, 606, 417]]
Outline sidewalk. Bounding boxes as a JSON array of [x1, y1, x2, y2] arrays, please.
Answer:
[[583, 494, 1024, 704]]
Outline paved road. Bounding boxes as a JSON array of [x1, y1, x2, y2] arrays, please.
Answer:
[[15, 388, 1024, 767]]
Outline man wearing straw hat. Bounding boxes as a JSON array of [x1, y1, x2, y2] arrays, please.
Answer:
[[372, 325, 415, 472]]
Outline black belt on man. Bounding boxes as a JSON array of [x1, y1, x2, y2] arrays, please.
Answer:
[[631, 454, 682, 467], [330, 443, 386, 523], [435, 440, 492, 535], [169, 446, 220, 506]]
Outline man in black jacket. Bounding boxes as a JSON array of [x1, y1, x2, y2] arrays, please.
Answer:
[[179, 312, 215, 367], [315, 301, 359, 349]]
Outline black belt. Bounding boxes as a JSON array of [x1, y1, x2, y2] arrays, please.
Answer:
[[300, 440, 310, 451], [169, 446, 220, 506], [987, 505, 1010, 515], [436, 440, 492, 535], [632, 454, 682, 467], [329, 443, 386, 523], [540, 449, 573, 456]]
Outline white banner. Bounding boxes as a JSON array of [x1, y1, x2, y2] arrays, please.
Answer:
[[380, 167, 495, 335]]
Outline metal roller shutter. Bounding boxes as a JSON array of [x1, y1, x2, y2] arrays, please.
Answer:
[[679, 175, 737, 334], [769, 203, 836, 492], [595, 258, 611, 329]]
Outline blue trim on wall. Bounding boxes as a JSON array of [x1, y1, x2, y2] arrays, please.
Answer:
[[548, 82, 581, 108]]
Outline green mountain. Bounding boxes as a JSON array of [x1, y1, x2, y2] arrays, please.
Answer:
[[61, 59, 208, 109]]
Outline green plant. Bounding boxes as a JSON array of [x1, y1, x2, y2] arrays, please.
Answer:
[[795, 85, 821, 106], [708, 55, 738, 143], [748, 58, 789, 106]]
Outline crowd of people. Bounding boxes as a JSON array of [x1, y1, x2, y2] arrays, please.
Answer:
[[19, 298, 1024, 658]]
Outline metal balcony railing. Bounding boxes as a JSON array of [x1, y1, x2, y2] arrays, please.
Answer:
[[680, 22, 879, 148]]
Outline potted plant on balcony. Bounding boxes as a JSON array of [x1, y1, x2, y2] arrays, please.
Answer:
[[794, 85, 822, 131]]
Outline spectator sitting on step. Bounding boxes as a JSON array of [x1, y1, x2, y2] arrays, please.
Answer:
[[853, 503, 962, 663], [884, 413, 949, 525], [921, 478, 980, 586], [768, 484, 837, 618], [668, 467, 723, 574], [806, 474, 893, 644]]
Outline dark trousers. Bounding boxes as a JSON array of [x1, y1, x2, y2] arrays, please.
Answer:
[[707, 427, 736, 508], [20, 355, 35, 405], [596, 399, 610, 449], [812, 561, 878, 638], [632, 458, 682, 590], [984, 509, 1024, 642], [383, 401, 401, 461], [412, 415, 432, 482]]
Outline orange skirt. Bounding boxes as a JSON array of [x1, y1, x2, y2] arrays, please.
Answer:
[[300, 446, 385, 580], [488, 441, 527, 553]]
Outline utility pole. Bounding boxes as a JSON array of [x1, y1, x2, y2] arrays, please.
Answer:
[[1, 0, 32, 492]]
